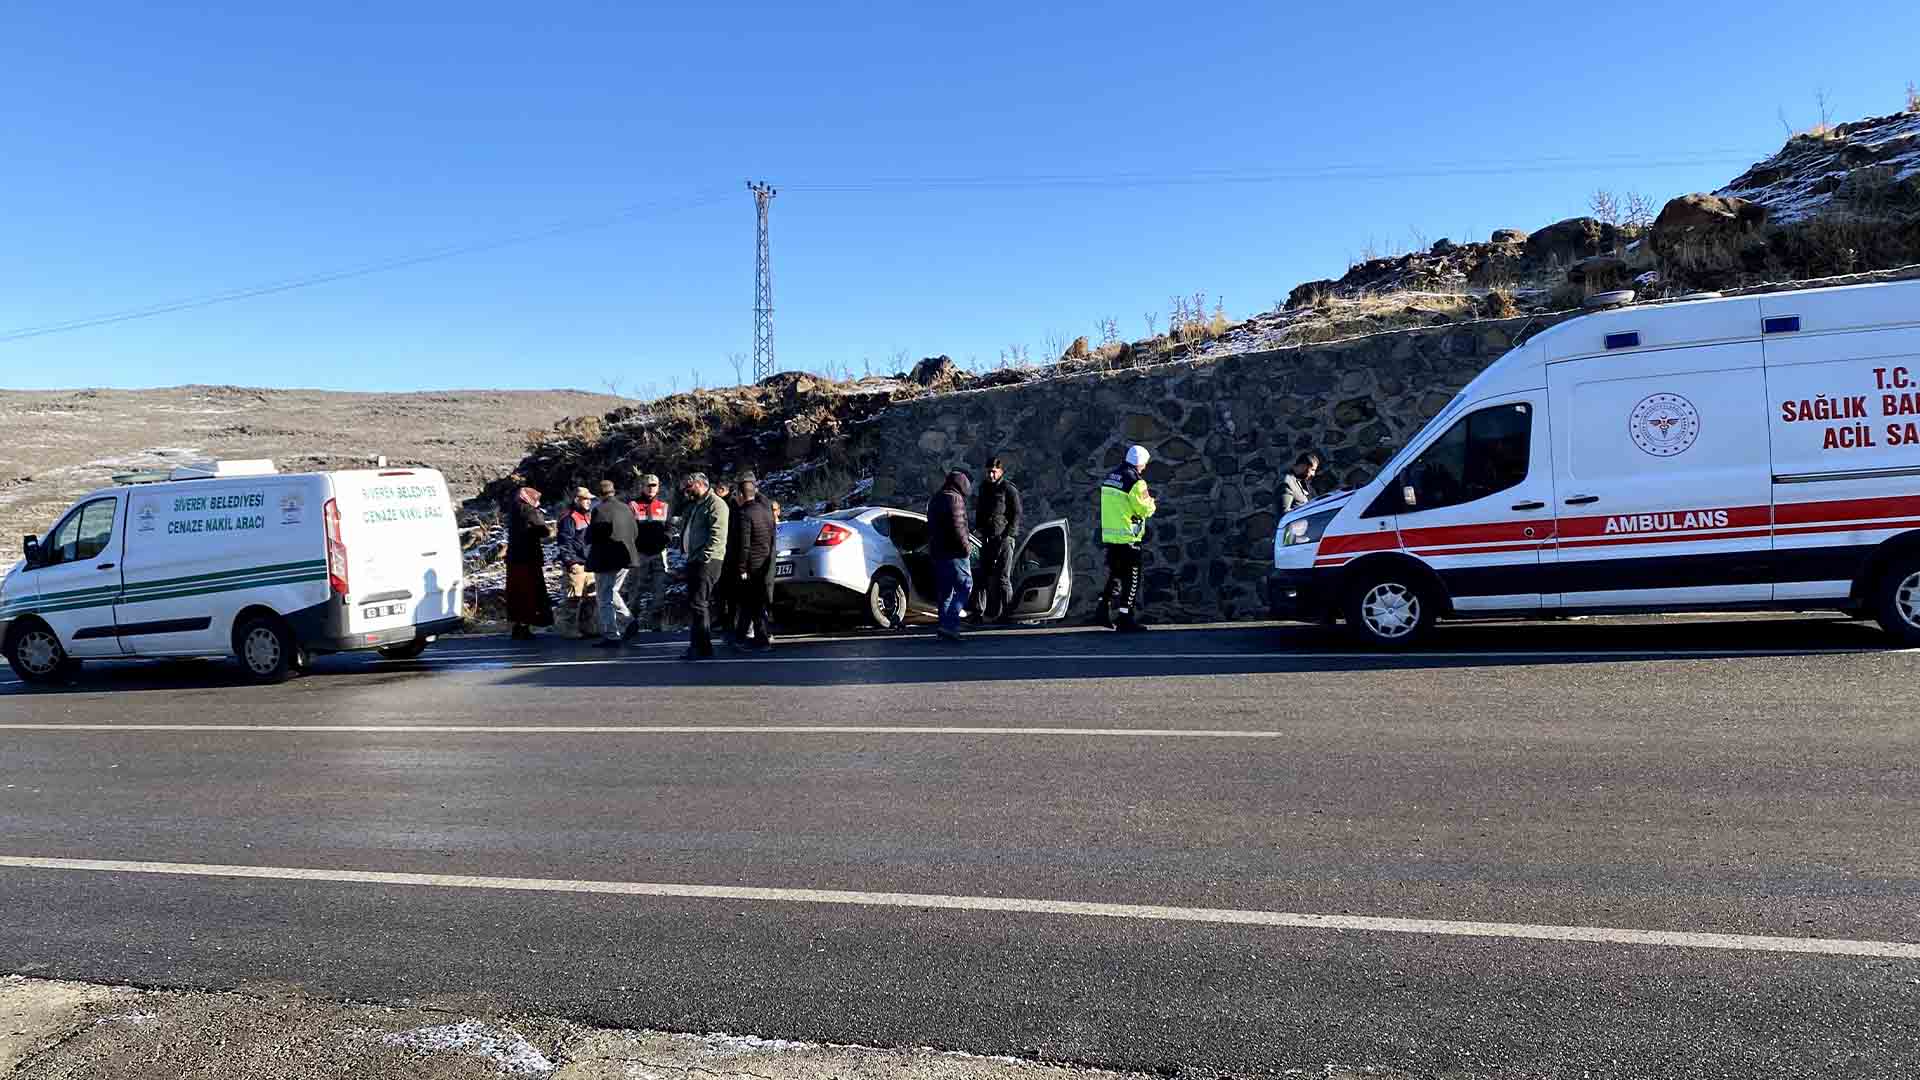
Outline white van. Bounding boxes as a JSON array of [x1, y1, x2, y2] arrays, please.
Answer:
[[1, 461, 465, 684], [1271, 278, 1920, 646]]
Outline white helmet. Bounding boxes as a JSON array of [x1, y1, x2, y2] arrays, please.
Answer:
[[1124, 445, 1150, 468]]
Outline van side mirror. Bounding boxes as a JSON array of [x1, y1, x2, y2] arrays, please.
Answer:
[[21, 535, 40, 567]]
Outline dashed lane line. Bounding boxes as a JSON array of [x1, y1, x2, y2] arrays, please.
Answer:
[[0, 855, 1913, 960]]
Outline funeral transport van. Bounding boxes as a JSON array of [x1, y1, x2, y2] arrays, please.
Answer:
[[1270, 278, 1920, 647], [1, 461, 465, 685]]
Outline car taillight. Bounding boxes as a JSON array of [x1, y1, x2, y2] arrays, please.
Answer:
[[814, 522, 853, 547], [323, 498, 349, 596]]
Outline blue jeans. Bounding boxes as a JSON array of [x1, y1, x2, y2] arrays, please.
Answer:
[[934, 557, 973, 634]]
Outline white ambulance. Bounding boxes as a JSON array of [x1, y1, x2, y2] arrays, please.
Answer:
[[1, 461, 466, 685], [1271, 278, 1920, 646]]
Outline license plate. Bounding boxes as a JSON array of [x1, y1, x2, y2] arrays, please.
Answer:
[[774, 563, 795, 579], [363, 602, 406, 620]]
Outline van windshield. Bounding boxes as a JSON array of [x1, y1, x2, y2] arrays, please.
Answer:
[[1377, 391, 1468, 481]]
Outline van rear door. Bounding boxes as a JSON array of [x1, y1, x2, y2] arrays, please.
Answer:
[[327, 470, 463, 640], [1546, 342, 1773, 608]]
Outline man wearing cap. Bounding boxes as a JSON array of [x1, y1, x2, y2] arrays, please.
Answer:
[[555, 486, 595, 638], [623, 472, 672, 634], [679, 472, 729, 660], [586, 479, 640, 649], [731, 472, 778, 650], [1098, 445, 1157, 631]]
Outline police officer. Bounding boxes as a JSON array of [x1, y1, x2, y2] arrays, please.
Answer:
[[1098, 445, 1157, 631]]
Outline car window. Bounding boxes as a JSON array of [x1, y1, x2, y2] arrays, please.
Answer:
[[869, 514, 892, 539], [46, 498, 117, 565], [1021, 525, 1065, 568], [1402, 403, 1532, 512], [889, 516, 928, 551]]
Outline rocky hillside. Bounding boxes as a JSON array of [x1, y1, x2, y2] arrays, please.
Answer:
[[0, 386, 628, 571]]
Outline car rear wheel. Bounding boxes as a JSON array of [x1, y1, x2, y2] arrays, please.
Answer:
[[235, 614, 297, 683], [1344, 571, 1436, 649], [377, 637, 431, 660], [1871, 556, 1920, 645], [6, 621, 72, 684], [866, 571, 910, 630]]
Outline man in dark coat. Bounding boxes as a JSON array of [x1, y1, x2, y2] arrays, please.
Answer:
[[926, 468, 974, 641], [730, 473, 778, 651], [585, 479, 640, 649], [680, 472, 730, 660], [972, 455, 1023, 623]]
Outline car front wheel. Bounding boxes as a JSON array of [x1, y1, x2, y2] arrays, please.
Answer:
[[235, 615, 297, 683]]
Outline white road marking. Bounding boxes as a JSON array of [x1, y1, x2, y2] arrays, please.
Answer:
[[0, 855, 1912, 960], [372, 647, 1903, 670], [0, 723, 1279, 737]]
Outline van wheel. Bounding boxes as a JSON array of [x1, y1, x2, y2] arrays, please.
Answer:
[[235, 615, 296, 683], [866, 571, 909, 630], [6, 622, 71, 685], [377, 637, 430, 660], [1344, 571, 1436, 649], [1871, 557, 1920, 645]]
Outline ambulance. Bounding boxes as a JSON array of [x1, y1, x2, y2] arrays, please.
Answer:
[[1270, 278, 1920, 647], [1, 461, 466, 685]]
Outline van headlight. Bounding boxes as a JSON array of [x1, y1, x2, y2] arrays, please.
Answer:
[[1281, 508, 1339, 547]]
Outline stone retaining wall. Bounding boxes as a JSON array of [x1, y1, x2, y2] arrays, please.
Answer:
[[855, 313, 1577, 622]]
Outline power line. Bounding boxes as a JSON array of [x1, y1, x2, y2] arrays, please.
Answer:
[[0, 148, 1773, 345], [0, 187, 734, 345]]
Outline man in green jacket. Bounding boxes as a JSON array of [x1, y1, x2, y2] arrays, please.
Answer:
[[1097, 444, 1157, 631], [680, 472, 730, 660]]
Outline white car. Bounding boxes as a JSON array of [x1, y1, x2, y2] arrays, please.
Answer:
[[772, 507, 1072, 628]]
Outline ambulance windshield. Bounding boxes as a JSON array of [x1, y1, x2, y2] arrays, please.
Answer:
[[1378, 391, 1468, 480]]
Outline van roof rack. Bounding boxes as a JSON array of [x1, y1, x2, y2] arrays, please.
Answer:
[[110, 459, 280, 486]]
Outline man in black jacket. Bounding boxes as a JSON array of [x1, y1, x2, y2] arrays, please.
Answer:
[[972, 456, 1023, 623], [586, 479, 640, 649], [730, 472, 778, 651], [926, 469, 973, 642]]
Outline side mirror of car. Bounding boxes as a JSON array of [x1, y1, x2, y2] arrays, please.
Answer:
[[21, 535, 41, 567]]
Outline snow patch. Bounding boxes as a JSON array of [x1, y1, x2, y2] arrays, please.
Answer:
[[376, 1020, 554, 1075]]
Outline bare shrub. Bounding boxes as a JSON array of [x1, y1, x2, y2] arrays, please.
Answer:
[[726, 353, 747, 385], [1624, 191, 1659, 232], [1590, 190, 1620, 227], [1908, 81, 1919, 114], [1144, 311, 1159, 336], [1484, 285, 1519, 319]]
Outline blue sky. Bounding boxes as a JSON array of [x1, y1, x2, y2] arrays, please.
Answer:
[[3, 1, 1917, 393]]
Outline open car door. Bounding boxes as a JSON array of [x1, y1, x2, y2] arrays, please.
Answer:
[[1005, 518, 1071, 621]]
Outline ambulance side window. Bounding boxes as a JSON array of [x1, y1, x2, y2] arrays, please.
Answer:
[[1401, 404, 1531, 512]]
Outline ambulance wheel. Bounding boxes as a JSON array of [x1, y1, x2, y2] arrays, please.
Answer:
[[1344, 570, 1436, 649], [6, 620, 72, 685], [235, 614, 296, 683], [1870, 557, 1920, 645], [377, 637, 430, 660]]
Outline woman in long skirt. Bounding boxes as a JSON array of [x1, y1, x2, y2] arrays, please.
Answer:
[[504, 486, 551, 640]]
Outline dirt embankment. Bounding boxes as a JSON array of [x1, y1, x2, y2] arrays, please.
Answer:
[[0, 385, 627, 569]]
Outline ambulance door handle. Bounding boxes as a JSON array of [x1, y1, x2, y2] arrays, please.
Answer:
[[1511, 501, 1545, 511], [1565, 495, 1600, 506], [97, 563, 116, 571]]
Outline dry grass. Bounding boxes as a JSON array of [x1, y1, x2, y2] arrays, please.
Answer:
[[1278, 291, 1479, 345]]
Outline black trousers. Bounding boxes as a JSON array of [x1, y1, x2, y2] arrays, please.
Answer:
[[733, 563, 774, 644], [1103, 544, 1143, 622], [687, 559, 722, 656], [977, 534, 1016, 620]]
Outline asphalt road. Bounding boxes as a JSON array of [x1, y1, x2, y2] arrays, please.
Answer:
[[2, 616, 1917, 1077]]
